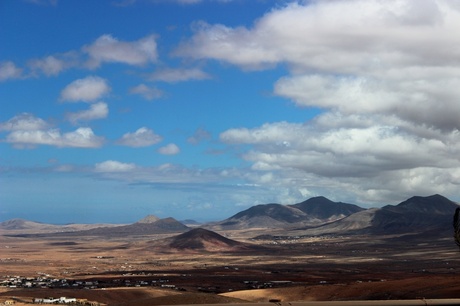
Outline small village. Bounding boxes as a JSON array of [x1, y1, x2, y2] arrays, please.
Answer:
[[0, 274, 179, 305], [0, 274, 179, 290]]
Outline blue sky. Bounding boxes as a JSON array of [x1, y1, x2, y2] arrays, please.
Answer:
[[2, 0, 460, 224]]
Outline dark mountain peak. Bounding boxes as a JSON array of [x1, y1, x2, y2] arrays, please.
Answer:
[[291, 196, 364, 219], [304, 196, 335, 204], [387, 194, 458, 215], [177, 228, 224, 240], [230, 203, 304, 222], [136, 215, 160, 224], [169, 228, 244, 251]]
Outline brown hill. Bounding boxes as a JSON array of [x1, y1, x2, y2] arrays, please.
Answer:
[[0, 219, 51, 230], [166, 228, 260, 252], [0, 219, 122, 234], [6, 217, 188, 238], [68, 217, 189, 237]]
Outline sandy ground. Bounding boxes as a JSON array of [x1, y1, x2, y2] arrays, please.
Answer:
[[2, 231, 460, 305]]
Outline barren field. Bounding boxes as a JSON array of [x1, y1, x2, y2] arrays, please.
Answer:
[[2, 230, 460, 305]]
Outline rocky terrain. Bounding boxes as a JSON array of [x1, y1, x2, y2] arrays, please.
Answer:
[[1, 194, 460, 305]]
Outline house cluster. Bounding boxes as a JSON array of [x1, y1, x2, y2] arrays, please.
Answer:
[[33, 297, 76, 304], [0, 297, 101, 306], [243, 280, 293, 289], [0, 276, 90, 289], [0, 275, 180, 291], [32, 297, 102, 305]]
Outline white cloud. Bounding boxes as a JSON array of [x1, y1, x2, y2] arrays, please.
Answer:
[[170, 0, 460, 204], [66, 102, 109, 124], [176, 0, 460, 132], [95, 160, 136, 172], [129, 84, 163, 100], [176, 0, 458, 71], [1, 114, 104, 148], [28, 52, 79, 76], [220, 115, 460, 203], [0, 61, 23, 81], [28, 56, 66, 76], [148, 68, 211, 83], [6, 127, 104, 148], [0, 113, 50, 131], [60, 76, 110, 103], [274, 72, 460, 131], [117, 127, 162, 147], [158, 143, 180, 155], [83, 34, 158, 68]]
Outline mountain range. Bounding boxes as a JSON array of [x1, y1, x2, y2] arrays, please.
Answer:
[[1, 194, 458, 239], [211, 196, 364, 230], [1, 216, 189, 237]]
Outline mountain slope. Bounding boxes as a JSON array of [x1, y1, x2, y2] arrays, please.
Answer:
[[217, 204, 309, 229], [136, 215, 160, 224], [293, 194, 459, 237], [166, 228, 259, 252], [0, 219, 122, 234], [213, 197, 365, 230], [6, 216, 189, 237], [0, 219, 52, 231], [370, 194, 459, 234], [290, 196, 364, 220], [74, 217, 189, 236]]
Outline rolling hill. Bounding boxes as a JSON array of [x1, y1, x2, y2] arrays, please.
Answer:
[[211, 196, 364, 230], [4, 216, 189, 237], [0, 218, 122, 234], [65, 216, 189, 237], [163, 228, 263, 252]]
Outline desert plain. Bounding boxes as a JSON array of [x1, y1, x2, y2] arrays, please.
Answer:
[[2, 226, 460, 306]]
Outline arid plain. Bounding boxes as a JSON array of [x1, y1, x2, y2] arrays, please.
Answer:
[[2, 195, 460, 305], [2, 228, 460, 305]]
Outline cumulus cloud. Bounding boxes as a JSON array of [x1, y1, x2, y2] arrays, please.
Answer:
[[171, 0, 460, 203], [66, 102, 109, 124], [129, 84, 163, 100], [274, 72, 460, 131], [83, 34, 158, 68], [1, 114, 104, 148], [158, 143, 180, 155], [117, 127, 163, 147], [95, 160, 136, 172], [0, 61, 23, 81], [148, 68, 211, 83], [6, 127, 104, 148], [220, 114, 460, 203], [0, 113, 50, 131], [29, 56, 65, 76], [28, 52, 79, 76], [60, 76, 110, 103], [176, 0, 460, 131], [176, 1, 456, 71]]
